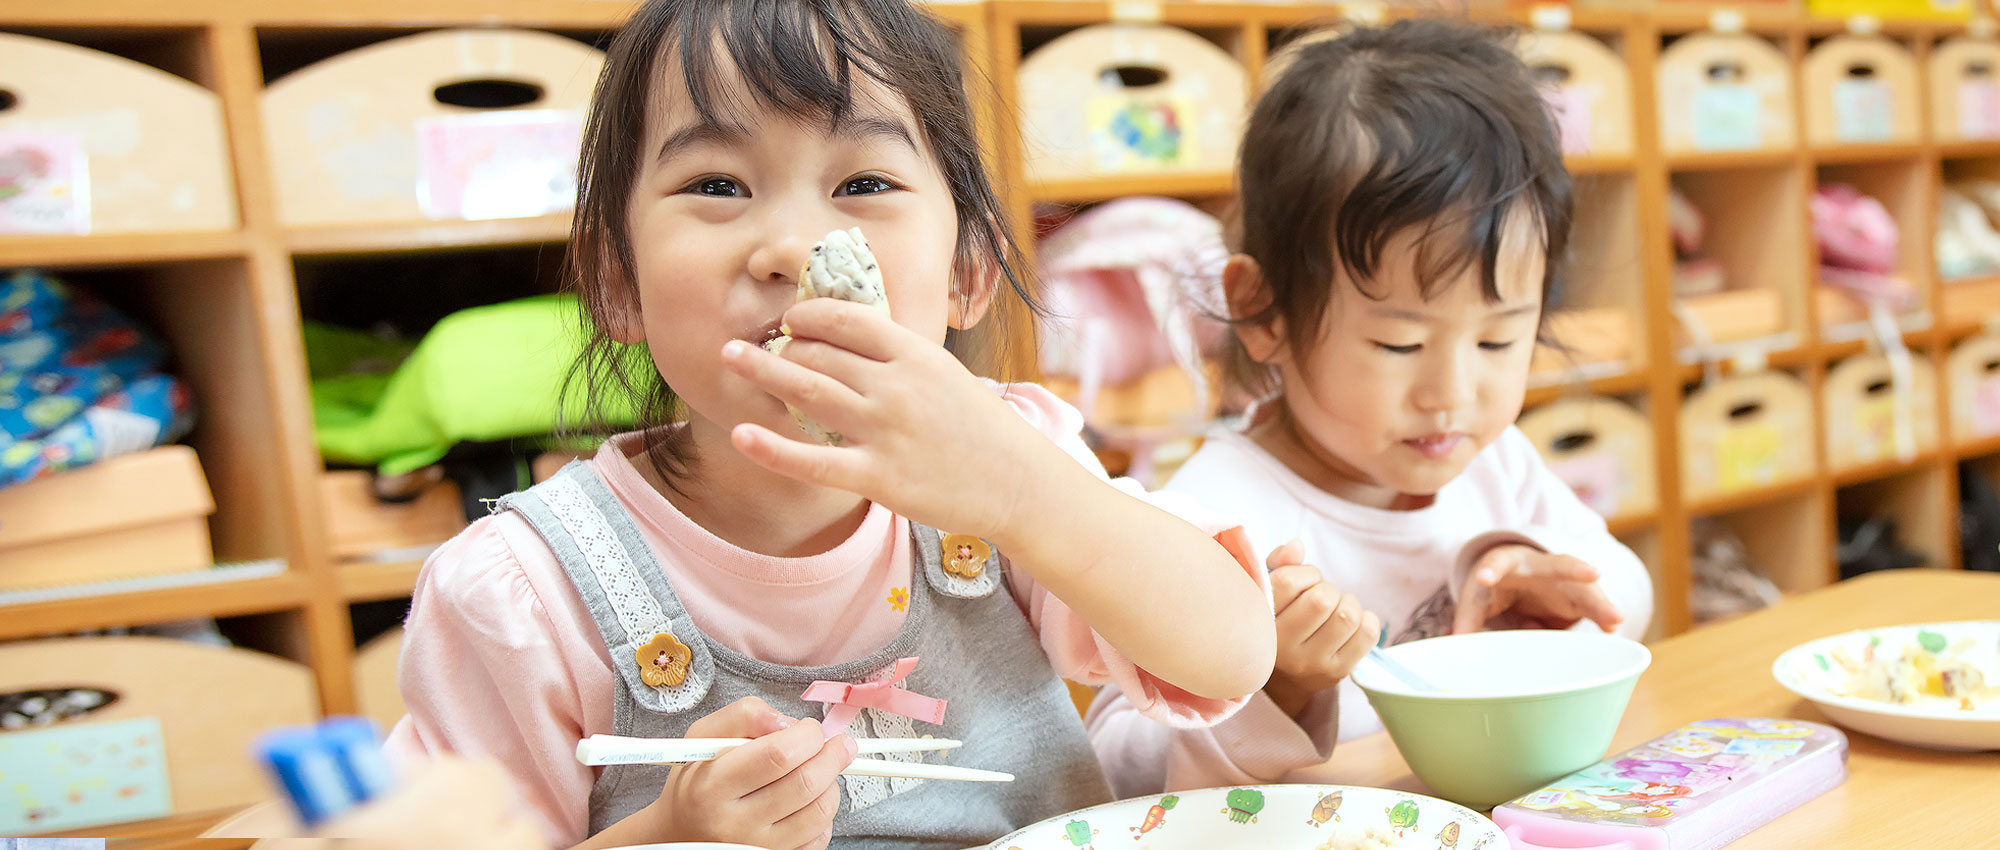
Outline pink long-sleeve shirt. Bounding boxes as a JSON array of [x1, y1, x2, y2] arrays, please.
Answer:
[[1086, 423, 1656, 798], [383, 381, 1266, 847]]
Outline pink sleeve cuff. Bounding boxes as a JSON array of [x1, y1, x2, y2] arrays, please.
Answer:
[[1195, 688, 1341, 782]]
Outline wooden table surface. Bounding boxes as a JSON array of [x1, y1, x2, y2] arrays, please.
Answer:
[[1292, 569, 2000, 848]]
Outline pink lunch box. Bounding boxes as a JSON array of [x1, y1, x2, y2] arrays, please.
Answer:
[[1491, 717, 1848, 850]]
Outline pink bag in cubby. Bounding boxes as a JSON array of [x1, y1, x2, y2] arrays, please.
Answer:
[[1035, 198, 1230, 478]]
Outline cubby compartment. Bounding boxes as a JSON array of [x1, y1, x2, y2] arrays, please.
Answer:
[[1670, 166, 1808, 352], [1015, 23, 1249, 186], [261, 27, 606, 228], [1520, 28, 1636, 160], [1518, 393, 1659, 522], [1823, 351, 1940, 472], [1945, 331, 2000, 445], [1802, 34, 1921, 148], [1687, 488, 1829, 630], [1937, 155, 2000, 324], [35, 260, 303, 567], [1959, 454, 2000, 572], [0, 29, 237, 235], [1029, 196, 1230, 485], [1537, 173, 1647, 380], [1680, 369, 1817, 505], [1929, 35, 2000, 143], [1656, 30, 1796, 157], [1697, 488, 1833, 595], [1813, 159, 1933, 338], [1836, 466, 1952, 579], [295, 245, 575, 567]]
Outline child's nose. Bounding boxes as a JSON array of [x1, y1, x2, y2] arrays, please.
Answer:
[[746, 212, 836, 286], [1414, 351, 1477, 413], [747, 231, 810, 286]]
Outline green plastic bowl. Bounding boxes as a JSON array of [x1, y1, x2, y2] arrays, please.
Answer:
[[1351, 629, 1651, 809]]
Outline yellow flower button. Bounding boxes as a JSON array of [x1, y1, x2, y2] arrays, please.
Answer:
[[637, 633, 692, 688]]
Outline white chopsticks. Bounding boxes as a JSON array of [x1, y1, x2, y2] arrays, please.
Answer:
[[574, 734, 1012, 783]]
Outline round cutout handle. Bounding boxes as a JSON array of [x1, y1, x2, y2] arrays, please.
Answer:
[[0, 89, 15, 111], [433, 78, 546, 109], [1098, 63, 1171, 89], [1706, 61, 1747, 83], [1, 686, 121, 726], [1551, 430, 1598, 452], [1531, 63, 1574, 86]]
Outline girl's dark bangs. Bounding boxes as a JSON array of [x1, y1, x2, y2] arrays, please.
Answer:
[[672, 0, 898, 131], [1329, 96, 1546, 303]]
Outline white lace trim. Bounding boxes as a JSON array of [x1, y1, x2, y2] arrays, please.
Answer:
[[542, 476, 677, 663], [830, 663, 929, 811]]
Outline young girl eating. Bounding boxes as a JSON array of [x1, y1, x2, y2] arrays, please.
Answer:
[[383, 2, 1276, 847], [1088, 18, 1655, 796]]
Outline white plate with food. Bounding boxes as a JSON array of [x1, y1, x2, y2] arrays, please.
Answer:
[[1772, 620, 2000, 751], [983, 784, 1505, 850]]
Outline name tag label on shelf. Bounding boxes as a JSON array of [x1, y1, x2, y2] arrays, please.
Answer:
[[0, 130, 90, 235], [1834, 77, 1895, 143], [416, 110, 581, 222], [1544, 86, 1597, 155], [1959, 81, 2000, 139], [0, 716, 171, 833], [1692, 84, 1764, 150]]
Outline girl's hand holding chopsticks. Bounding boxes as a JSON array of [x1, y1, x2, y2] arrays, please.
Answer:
[[569, 697, 851, 850]]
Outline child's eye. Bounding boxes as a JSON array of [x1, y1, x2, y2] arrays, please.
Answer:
[[838, 175, 899, 196], [682, 177, 745, 198], [1479, 341, 1516, 351], [1374, 342, 1421, 354]]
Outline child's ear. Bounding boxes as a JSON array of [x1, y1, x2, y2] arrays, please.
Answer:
[[1223, 254, 1287, 365], [948, 252, 1002, 330]]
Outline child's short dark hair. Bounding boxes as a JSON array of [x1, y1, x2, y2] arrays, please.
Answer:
[[562, 0, 1030, 473], [1231, 18, 1573, 393]]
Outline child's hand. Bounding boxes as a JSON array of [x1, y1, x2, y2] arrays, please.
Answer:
[[722, 298, 1067, 539], [1262, 540, 1382, 718], [1451, 544, 1624, 635], [639, 696, 856, 850]]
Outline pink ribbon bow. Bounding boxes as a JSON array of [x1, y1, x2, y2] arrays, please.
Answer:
[[800, 657, 947, 739]]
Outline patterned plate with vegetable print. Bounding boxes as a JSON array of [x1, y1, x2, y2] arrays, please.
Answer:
[[1773, 620, 2000, 750], [983, 785, 1504, 850]]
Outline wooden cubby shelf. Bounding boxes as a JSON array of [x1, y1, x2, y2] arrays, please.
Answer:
[[1028, 174, 1236, 205], [1687, 477, 1823, 519], [0, 572, 307, 642], [1955, 431, 2000, 459], [286, 215, 574, 257], [1665, 149, 1802, 171], [339, 559, 430, 604], [7, 5, 2000, 840], [1833, 452, 1944, 488], [0, 231, 251, 267]]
